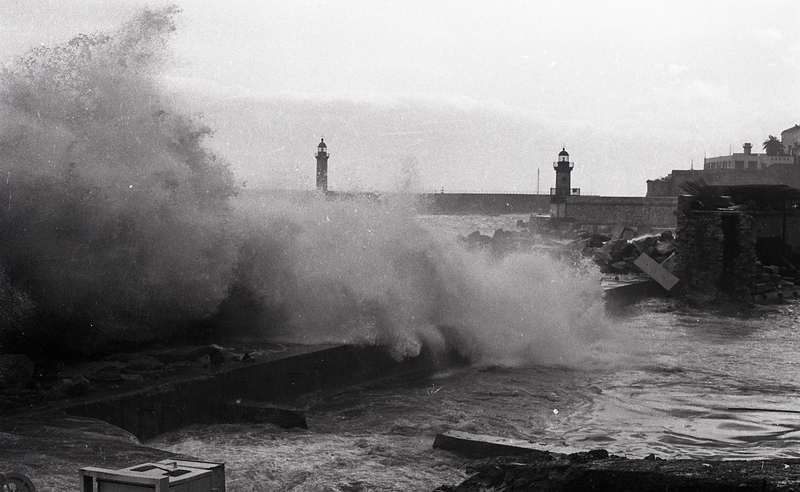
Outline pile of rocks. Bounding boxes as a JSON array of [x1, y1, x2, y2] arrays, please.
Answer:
[[461, 228, 536, 255], [750, 263, 800, 302], [433, 451, 800, 491], [575, 230, 676, 274]]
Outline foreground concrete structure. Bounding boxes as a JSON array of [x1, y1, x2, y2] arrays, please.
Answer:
[[30, 344, 441, 441]]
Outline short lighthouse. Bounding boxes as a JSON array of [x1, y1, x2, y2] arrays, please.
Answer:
[[315, 138, 329, 192], [552, 147, 574, 196]]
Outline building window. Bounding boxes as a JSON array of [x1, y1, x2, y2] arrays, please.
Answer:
[[735, 160, 744, 170]]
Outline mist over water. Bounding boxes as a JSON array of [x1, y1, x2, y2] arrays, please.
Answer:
[[232, 194, 609, 365], [0, 6, 609, 366]]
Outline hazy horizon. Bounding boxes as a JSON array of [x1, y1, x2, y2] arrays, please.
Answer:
[[3, 1, 799, 196]]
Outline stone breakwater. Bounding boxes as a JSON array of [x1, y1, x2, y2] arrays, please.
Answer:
[[460, 222, 677, 275], [461, 219, 800, 304]]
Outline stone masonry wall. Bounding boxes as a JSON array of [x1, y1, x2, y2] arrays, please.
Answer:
[[676, 211, 758, 295], [565, 196, 678, 229], [675, 212, 724, 292]]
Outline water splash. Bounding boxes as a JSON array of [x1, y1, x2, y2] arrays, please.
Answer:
[[0, 6, 239, 351], [0, 6, 608, 366], [229, 192, 608, 366]]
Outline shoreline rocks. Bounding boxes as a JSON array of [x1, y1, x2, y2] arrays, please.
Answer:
[[433, 451, 800, 491]]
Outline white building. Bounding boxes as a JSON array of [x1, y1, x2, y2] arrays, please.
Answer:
[[704, 142, 794, 171], [782, 124, 800, 157]]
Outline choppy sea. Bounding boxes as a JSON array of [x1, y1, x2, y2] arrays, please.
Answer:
[[148, 214, 800, 491]]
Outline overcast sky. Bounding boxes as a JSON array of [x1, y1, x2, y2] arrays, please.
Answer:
[[2, 1, 799, 195]]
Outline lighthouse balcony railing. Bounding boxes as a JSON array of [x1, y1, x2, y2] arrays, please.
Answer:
[[552, 162, 574, 169], [550, 188, 581, 196]]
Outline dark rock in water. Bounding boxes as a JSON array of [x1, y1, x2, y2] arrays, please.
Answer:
[[616, 242, 638, 261], [653, 241, 675, 257], [465, 231, 492, 247], [587, 233, 610, 248], [593, 250, 613, 265], [631, 235, 658, 253], [189, 345, 226, 365], [0, 353, 35, 389], [620, 227, 636, 240], [660, 230, 674, 242], [601, 238, 629, 258]]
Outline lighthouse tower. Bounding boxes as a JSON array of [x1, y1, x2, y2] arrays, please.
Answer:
[[315, 138, 329, 192], [553, 147, 573, 196]]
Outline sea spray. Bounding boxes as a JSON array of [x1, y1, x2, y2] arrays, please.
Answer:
[[0, 6, 239, 352], [228, 191, 609, 366], [0, 6, 609, 366]]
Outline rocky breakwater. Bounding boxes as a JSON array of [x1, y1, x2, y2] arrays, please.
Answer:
[[459, 221, 677, 277], [432, 431, 800, 491], [459, 219, 578, 259], [433, 451, 800, 491], [575, 230, 677, 275]]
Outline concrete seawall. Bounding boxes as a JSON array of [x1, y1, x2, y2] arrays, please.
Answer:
[[38, 344, 442, 440], [559, 196, 678, 229], [418, 193, 551, 215]]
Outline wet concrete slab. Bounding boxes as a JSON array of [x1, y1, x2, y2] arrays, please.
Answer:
[[14, 344, 437, 441]]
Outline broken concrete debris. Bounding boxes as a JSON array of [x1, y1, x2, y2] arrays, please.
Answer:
[[432, 430, 800, 492]]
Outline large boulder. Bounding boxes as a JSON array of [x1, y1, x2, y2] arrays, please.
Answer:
[[653, 241, 676, 257]]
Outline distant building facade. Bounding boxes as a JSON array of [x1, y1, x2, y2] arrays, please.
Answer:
[[648, 127, 800, 197], [703, 143, 793, 171], [783, 124, 800, 158]]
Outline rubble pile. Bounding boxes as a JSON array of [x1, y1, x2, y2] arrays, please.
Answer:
[[460, 227, 538, 255], [575, 230, 676, 274], [433, 451, 800, 492], [750, 263, 800, 302]]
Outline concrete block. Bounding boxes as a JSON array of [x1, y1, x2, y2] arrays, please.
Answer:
[[433, 430, 551, 459]]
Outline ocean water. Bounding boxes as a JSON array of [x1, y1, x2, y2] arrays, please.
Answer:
[[148, 214, 800, 491]]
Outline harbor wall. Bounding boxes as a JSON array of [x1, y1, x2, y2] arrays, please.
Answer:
[[558, 196, 678, 230], [417, 193, 551, 215]]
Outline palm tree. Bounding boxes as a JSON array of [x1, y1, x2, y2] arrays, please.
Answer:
[[763, 135, 784, 156]]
